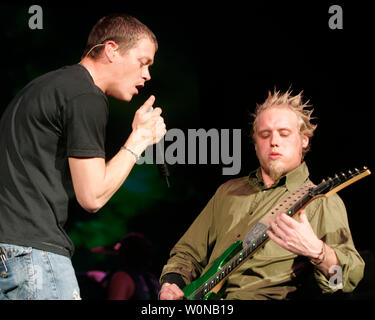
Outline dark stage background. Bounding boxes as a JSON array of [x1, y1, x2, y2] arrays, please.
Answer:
[[1, 1, 374, 299]]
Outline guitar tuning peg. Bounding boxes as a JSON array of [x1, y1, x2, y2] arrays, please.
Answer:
[[340, 172, 346, 178], [348, 169, 353, 175], [355, 168, 359, 173]]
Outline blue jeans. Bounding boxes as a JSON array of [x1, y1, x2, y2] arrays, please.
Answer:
[[0, 243, 81, 300]]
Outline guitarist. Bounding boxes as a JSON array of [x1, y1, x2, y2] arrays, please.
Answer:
[[159, 89, 365, 300]]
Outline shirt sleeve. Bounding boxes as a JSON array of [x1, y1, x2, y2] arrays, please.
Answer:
[[65, 93, 108, 158], [160, 185, 223, 286], [306, 194, 365, 293]]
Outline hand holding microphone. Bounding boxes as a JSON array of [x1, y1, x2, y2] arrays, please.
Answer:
[[131, 95, 166, 144], [126, 95, 170, 187], [126, 95, 165, 153]]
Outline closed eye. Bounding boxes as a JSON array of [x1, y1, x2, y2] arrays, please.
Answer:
[[139, 58, 154, 67], [258, 130, 271, 139], [279, 129, 291, 137]]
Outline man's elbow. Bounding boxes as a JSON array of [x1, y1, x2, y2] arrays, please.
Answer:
[[77, 196, 103, 213], [84, 205, 101, 214]]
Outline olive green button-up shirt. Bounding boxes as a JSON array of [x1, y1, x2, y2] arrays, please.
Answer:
[[160, 162, 365, 299]]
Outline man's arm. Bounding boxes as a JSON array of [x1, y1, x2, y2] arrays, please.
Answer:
[[69, 95, 166, 213], [158, 186, 223, 300], [267, 210, 339, 277], [267, 195, 365, 293]]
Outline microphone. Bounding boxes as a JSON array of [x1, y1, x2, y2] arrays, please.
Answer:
[[156, 141, 170, 188], [148, 106, 170, 188]]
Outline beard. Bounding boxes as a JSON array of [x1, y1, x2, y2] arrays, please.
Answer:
[[267, 160, 286, 182]]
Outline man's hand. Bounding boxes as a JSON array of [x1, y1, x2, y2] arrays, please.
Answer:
[[266, 209, 340, 277], [266, 209, 323, 259], [128, 95, 166, 155], [159, 283, 185, 300]]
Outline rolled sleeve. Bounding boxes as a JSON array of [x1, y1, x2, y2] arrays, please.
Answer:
[[307, 194, 365, 293]]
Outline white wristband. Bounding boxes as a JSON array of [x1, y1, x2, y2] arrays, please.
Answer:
[[121, 145, 140, 161]]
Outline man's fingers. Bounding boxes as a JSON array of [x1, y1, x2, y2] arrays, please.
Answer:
[[152, 107, 162, 115], [131, 95, 166, 146], [299, 209, 309, 224], [267, 228, 286, 248], [160, 283, 184, 300], [278, 213, 298, 229], [138, 95, 156, 113], [271, 216, 288, 239]]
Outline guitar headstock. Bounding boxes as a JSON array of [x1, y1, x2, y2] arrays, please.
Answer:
[[311, 167, 371, 198]]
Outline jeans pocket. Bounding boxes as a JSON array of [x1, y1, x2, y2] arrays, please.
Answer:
[[0, 244, 34, 300], [0, 243, 32, 260]]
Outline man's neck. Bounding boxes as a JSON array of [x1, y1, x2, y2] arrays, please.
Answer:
[[79, 58, 106, 93], [261, 170, 275, 188], [260, 162, 305, 188]]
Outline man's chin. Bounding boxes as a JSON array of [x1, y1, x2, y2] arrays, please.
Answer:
[[268, 161, 285, 182], [121, 92, 134, 102], [109, 92, 133, 102]]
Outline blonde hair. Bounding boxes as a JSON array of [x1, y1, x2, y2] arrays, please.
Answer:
[[250, 89, 317, 156]]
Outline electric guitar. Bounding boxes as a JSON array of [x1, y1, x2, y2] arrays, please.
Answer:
[[182, 167, 371, 300]]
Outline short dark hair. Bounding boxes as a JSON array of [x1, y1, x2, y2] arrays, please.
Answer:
[[82, 13, 158, 59]]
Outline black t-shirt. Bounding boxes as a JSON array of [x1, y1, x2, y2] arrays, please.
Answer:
[[0, 64, 108, 258]]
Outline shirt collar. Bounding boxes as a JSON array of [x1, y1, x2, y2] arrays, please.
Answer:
[[248, 162, 310, 192]]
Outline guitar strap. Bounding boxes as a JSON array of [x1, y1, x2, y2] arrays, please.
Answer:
[[243, 182, 316, 247]]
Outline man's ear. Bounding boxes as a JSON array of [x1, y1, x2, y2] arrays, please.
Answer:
[[302, 135, 309, 149], [103, 41, 119, 62]]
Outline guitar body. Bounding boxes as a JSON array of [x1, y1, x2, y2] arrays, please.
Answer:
[[183, 241, 243, 300]]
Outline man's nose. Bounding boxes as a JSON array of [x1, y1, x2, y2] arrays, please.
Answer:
[[143, 67, 151, 81], [270, 132, 280, 147]]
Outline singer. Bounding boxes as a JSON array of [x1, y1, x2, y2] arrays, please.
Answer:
[[0, 14, 166, 300]]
